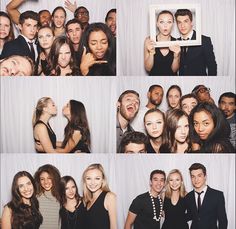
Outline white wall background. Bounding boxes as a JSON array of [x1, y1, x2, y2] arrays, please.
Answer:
[[0, 154, 235, 229], [117, 0, 235, 76], [0, 77, 116, 153]]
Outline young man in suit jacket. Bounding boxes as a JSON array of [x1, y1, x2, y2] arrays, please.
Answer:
[[175, 9, 217, 76], [1, 10, 39, 63], [185, 163, 228, 229]]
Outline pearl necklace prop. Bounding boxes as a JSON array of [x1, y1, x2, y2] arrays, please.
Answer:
[[149, 191, 163, 221]]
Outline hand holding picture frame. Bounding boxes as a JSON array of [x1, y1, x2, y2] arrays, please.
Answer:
[[149, 3, 201, 48]]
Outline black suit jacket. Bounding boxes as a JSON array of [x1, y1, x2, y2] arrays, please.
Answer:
[[1, 35, 37, 62], [179, 31, 217, 76], [185, 186, 228, 229]]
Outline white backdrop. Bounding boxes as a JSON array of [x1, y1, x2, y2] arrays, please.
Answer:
[[117, 0, 235, 76], [0, 154, 235, 228], [0, 77, 116, 153]]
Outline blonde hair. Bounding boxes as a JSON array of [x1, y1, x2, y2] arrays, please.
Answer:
[[165, 169, 187, 198], [32, 97, 51, 126], [82, 163, 110, 204]]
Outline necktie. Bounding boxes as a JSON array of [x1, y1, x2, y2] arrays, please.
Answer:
[[196, 191, 204, 212], [182, 38, 189, 55], [28, 42, 35, 61]]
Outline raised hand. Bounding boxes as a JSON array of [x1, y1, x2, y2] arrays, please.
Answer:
[[64, 0, 77, 13]]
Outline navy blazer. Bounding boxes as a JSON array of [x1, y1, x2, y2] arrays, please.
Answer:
[[185, 186, 228, 229], [1, 35, 37, 62], [179, 31, 217, 76]]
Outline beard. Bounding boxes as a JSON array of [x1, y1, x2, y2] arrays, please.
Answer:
[[119, 104, 138, 121], [150, 97, 161, 106]]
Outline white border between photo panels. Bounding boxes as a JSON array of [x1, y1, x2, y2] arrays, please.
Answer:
[[149, 3, 201, 48]]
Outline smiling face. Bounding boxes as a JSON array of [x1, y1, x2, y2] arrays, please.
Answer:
[[52, 9, 66, 28], [0, 16, 11, 39], [190, 169, 206, 191], [18, 176, 34, 202], [168, 88, 181, 109], [106, 12, 116, 36], [88, 30, 108, 59], [58, 43, 71, 68], [85, 169, 103, 193], [0, 55, 32, 76], [175, 115, 189, 143], [118, 93, 140, 121], [157, 13, 174, 36], [38, 27, 54, 50], [39, 11, 51, 26], [144, 112, 164, 139], [150, 173, 165, 195], [39, 171, 53, 191], [19, 18, 38, 41], [168, 172, 182, 191], [65, 180, 77, 200]]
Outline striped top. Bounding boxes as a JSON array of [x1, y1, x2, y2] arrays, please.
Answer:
[[37, 191, 60, 229]]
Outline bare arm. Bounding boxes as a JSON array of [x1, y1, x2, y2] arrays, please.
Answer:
[[34, 124, 58, 153], [56, 130, 82, 153], [124, 211, 137, 229], [169, 45, 181, 73], [1, 206, 12, 229], [104, 192, 117, 229], [6, 0, 26, 25], [144, 37, 155, 72]]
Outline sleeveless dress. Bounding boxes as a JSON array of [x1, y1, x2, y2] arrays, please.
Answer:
[[60, 203, 87, 229], [85, 191, 110, 229], [149, 36, 177, 76], [34, 120, 56, 153], [161, 197, 189, 229]]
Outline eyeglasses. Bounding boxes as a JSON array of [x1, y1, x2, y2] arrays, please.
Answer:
[[77, 11, 89, 16], [197, 87, 211, 93]]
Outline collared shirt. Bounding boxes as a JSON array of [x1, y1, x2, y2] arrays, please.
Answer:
[[181, 30, 194, 40], [21, 34, 38, 61], [194, 185, 208, 206]]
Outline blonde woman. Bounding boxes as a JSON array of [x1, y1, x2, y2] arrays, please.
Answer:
[[162, 169, 188, 229], [82, 163, 117, 229]]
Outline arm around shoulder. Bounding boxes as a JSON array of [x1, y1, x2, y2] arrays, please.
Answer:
[[1, 205, 12, 229]]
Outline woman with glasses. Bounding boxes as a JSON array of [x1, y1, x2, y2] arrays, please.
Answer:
[[189, 102, 234, 153], [191, 85, 215, 104]]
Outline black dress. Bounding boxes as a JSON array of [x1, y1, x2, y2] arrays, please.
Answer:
[[149, 36, 177, 76], [34, 120, 56, 153], [60, 203, 86, 229], [161, 197, 189, 229], [85, 191, 110, 229]]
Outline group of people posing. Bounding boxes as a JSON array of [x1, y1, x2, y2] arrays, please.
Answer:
[[0, 0, 116, 76], [125, 162, 228, 229], [117, 84, 235, 153], [1, 163, 117, 229], [33, 97, 91, 153], [144, 9, 217, 76]]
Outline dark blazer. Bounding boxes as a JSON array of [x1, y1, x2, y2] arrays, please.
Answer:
[[1, 35, 37, 62], [179, 31, 217, 76], [185, 186, 228, 229]]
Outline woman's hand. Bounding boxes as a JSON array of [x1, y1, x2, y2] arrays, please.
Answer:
[[144, 37, 155, 55]]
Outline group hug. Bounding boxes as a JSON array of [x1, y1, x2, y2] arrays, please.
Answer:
[[117, 84, 236, 153], [33, 97, 91, 153], [1, 163, 116, 229], [0, 0, 116, 76]]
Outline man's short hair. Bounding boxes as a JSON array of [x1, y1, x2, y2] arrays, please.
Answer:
[[118, 90, 139, 102], [105, 8, 116, 22], [150, 170, 166, 181], [74, 6, 89, 18], [19, 10, 39, 25], [180, 93, 198, 108], [218, 92, 236, 104], [175, 9, 193, 21], [119, 131, 148, 153], [148, 84, 163, 93], [38, 9, 50, 17], [189, 163, 207, 176], [65, 18, 83, 32]]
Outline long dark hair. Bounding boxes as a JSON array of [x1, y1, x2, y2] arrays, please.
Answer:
[[77, 22, 116, 75], [62, 100, 91, 148], [60, 176, 82, 207], [7, 171, 42, 229], [34, 164, 61, 202], [0, 11, 15, 42], [189, 102, 234, 153], [51, 6, 66, 30], [48, 36, 79, 75]]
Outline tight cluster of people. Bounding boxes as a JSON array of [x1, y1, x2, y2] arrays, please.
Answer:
[[0, 0, 116, 76], [1, 163, 117, 229], [33, 97, 91, 153], [117, 85, 235, 153], [124, 163, 228, 229]]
